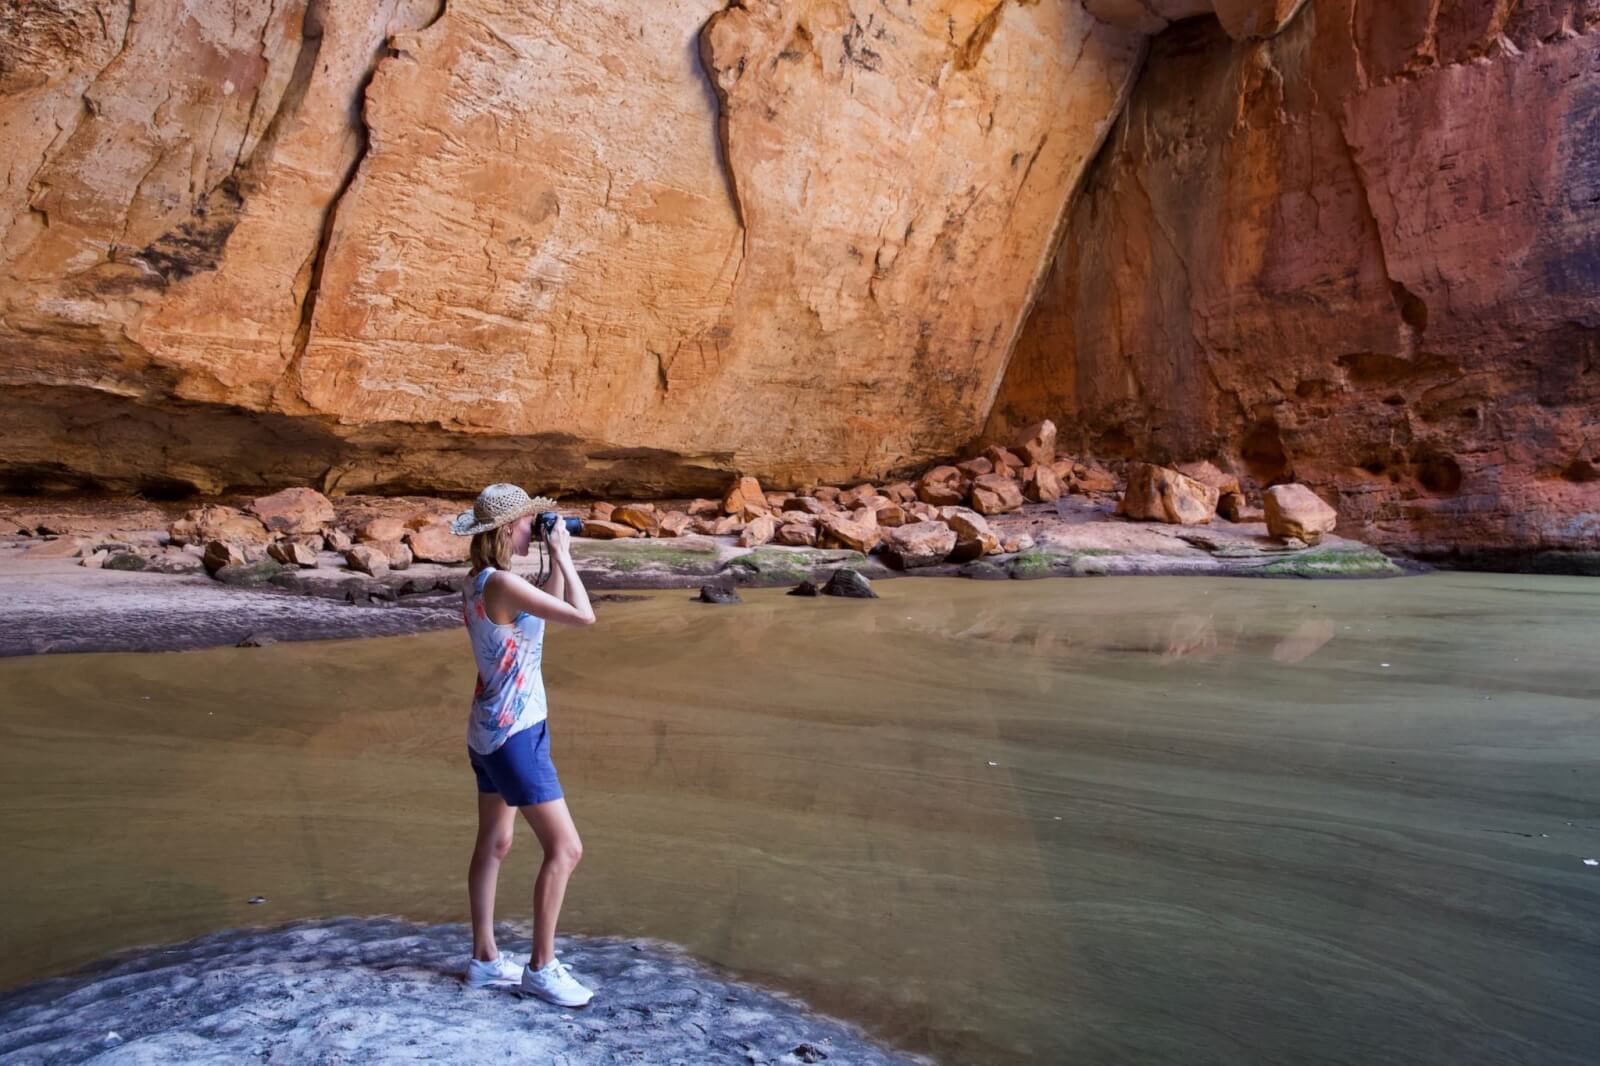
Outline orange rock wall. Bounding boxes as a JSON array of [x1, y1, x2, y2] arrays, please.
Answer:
[[1, 0, 1145, 497], [989, 1, 1600, 557]]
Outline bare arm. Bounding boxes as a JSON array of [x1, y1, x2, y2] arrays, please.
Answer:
[[539, 549, 566, 602], [500, 524, 594, 626]]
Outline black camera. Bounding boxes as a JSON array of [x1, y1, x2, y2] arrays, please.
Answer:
[[535, 511, 584, 540]]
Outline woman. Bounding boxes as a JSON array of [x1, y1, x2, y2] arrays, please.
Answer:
[[450, 483, 597, 1007]]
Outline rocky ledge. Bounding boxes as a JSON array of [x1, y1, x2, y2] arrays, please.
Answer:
[[0, 917, 921, 1066]]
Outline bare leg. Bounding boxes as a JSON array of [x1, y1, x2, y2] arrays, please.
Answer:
[[469, 791, 517, 961], [521, 797, 583, 969]]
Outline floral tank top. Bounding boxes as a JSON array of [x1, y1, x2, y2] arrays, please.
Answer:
[[461, 565, 547, 754]]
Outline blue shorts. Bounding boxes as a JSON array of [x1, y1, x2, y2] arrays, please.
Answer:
[[468, 720, 563, 807]]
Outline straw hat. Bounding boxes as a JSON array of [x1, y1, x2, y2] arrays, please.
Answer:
[[450, 483, 559, 536]]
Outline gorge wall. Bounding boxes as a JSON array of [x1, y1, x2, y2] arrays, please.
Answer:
[[2, 0, 1597, 558], [988, 0, 1600, 558], [1, 0, 1148, 497]]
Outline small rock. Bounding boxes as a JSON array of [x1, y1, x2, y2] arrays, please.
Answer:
[[821, 568, 877, 599], [969, 473, 1024, 515], [791, 1044, 829, 1064], [775, 522, 820, 547], [80, 549, 109, 569], [247, 895, 268, 903], [686, 498, 720, 517], [344, 545, 390, 576], [237, 634, 277, 648], [203, 540, 247, 574], [323, 528, 353, 551], [268, 540, 319, 568], [1013, 418, 1057, 466], [787, 580, 820, 596], [1021, 463, 1063, 503], [915, 465, 965, 506], [983, 444, 1026, 471], [882, 520, 956, 570], [696, 585, 742, 605], [103, 552, 148, 572], [657, 511, 694, 537], [817, 513, 882, 554]]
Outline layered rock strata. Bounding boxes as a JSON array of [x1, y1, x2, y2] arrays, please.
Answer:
[[1, 0, 1145, 496]]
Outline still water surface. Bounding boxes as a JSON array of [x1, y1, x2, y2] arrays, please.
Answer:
[[2, 573, 1597, 1064]]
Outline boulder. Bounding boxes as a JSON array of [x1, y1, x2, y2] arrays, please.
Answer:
[[1001, 533, 1035, 554], [812, 486, 841, 504], [883, 521, 957, 569], [817, 513, 882, 554], [822, 569, 877, 598], [696, 584, 741, 605], [406, 522, 470, 563], [580, 519, 638, 539], [876, 502, 908, 527], [590, 501, 617, 520], [938, 508, 1002, 562], [787, 579, 821, 596], [882, 481, 918, 504], [1216, 491, 1249, 522], [356, 517, 407, 543], [324, 528, 353, 551], [657, 511, 694, 537], [344, 545, 390, 576], [1117, 463, 1218, 525], [1175, 460, 1242, 497], [362, 540, 411, 569], [737, 514, 777, 547], [711, 514, 746, 536], [915, 465, 965, 506], [781, 496, 827, 515], [969, 473, 1025, 515], [203, 540, 247, 574], [775, 522, 819, 547], [1021, 464, 1063, 502], [1071, 463, 1118, 495], [169, 506, 270, 547], [80, 549, 108, 569], [983, 444, 1025, 471], [1264, 484, 1338, 543], [722, 475, 769, 519], [1014, 419, 1058, 466], [612, 505, 661, 535], [686, 498, 721, 517], [838, 483, 880, 509], [956, 457, 994, 479], [245, 487, 336, 535], [764, 491, 790, 511], [268, 540, 320, 568]]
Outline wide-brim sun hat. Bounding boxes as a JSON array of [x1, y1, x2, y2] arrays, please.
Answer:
[[451, 483, 559, 536]]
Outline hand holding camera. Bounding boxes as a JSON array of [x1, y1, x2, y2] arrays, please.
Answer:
[[536, 511, 583, 558]]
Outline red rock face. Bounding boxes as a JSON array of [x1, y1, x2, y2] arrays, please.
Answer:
[[989, 1, 1600, 557]]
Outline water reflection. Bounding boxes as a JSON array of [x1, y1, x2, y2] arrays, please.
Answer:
[[2, 573, 1598, 1065]]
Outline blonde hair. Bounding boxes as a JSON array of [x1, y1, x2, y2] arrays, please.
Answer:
[[468, 522, 516, 574]]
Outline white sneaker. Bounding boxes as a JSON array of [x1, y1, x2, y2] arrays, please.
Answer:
[[465, 953, 525, 988], [519, 957, 594, 1007]]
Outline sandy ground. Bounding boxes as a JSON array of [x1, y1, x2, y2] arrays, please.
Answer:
[[0, 917, 923, 1065], [0, 492, 1409, 657]]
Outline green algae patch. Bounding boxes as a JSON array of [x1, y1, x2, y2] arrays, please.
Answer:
[[1258, 546, 1401, 577], [1008, 548, 1113, 579], [726, 547, 867, 583], [572, 538, 723, 576]]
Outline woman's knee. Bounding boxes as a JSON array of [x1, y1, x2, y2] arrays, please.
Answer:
[[550, 834, 582, 870], [478, 830, 514, 863]]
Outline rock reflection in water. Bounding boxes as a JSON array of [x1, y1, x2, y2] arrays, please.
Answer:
[[1, 573, 1597, 1066]]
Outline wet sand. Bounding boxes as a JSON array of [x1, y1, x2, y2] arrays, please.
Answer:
[[1, 573, 1597, 1063]]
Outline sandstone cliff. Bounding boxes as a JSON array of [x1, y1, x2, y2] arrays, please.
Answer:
[[1, 0, 1145, 496], [988, 0, 1600, 559]]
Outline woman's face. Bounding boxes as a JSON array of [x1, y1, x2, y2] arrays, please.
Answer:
[[509, 515, 534, 556]]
